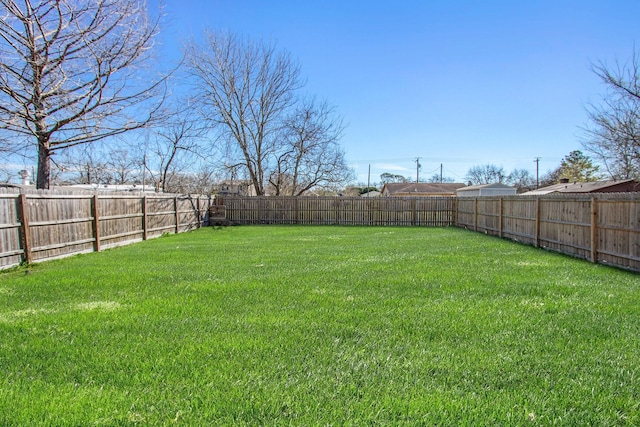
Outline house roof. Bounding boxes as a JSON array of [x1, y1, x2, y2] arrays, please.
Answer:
[[521, 179, 640, 195], [360, 190, 381, 198], [382, 182, 466, 196], [457, 183, 515, 192]]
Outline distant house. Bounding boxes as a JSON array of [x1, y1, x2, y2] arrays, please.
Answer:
[[521, 179, 640, 195], [381, 182, 466, 197], [360, 190, 381, 198], [456, 183, 517, 197], [218, 180, 257, 196]]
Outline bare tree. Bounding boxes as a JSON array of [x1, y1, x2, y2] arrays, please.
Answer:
[[269, 99, 352, 196], [506, 168, 535, 193], [189, 165, 220, 195], [426, 173, 454, 183], [0, 0, 167, 189], [581, 50, 640, 179], [465, 164, 505, 185], [142, 104, 206, 193], [380, 173, 409, 184], [582, 96, 640, 179], [107, 148, 140, 185], [54, 144, 112, 185], [186, 33, 336, 195]]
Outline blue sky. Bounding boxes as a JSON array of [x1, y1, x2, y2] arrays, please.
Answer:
[[160, 0, 640, 185]]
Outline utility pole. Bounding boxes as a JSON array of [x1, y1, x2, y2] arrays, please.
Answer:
[[415, 157, 421, 183], [534, 157, 540, 189], [367, 164, 371, 189], [440, 163, 443, 183]]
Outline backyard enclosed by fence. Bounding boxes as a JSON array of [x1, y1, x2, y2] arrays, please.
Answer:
[[2, 190, 640, 273], [0, 188, 211, 269]]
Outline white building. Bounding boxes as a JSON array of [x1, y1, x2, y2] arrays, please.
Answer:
[[456, 183, 517, 197]]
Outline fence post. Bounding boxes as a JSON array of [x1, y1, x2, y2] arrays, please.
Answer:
[[17, 193, 32, 264], [92, 194, 101, 252], [196, 197, 201, 228], [590, 197, 598, 263], [534, 197, 541, 248], [452, 197, 457, 226], [174, 196, 180, 234], [142, 195, 148, 241]]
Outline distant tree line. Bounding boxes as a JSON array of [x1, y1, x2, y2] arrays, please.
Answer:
[[462, 150, 601, 193]]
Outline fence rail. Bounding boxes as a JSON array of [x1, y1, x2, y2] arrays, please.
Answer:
[[0, 188, 212, 269], [456, 193, 640, 272]]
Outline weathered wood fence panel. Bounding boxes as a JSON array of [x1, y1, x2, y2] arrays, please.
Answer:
[[456, 193, 640, 271], [596, 198, 640, 268], [217, 196, 456, 226], [0, 188, 211, 269], [98, 196, 144, 250]]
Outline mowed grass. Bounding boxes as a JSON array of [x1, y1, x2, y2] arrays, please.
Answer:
[[1, 226, 639, 426]]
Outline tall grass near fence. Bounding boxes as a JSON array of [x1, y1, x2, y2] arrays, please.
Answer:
[[1, 226, 639, 425]]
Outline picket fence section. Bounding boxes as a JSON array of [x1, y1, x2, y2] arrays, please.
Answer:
[[456, 193, 640, 272], [0, 187, 211, 269], [217, 196, 456, 226]]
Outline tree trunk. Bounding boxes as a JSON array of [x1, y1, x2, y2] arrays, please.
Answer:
[[36, 137, 51, 189]]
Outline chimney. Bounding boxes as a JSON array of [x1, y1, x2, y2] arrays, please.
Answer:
[[559, 178, 569, 184], [18, 169, 30, 186]]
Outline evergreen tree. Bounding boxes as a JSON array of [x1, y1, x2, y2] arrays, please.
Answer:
[[558, 150, 601, 182]]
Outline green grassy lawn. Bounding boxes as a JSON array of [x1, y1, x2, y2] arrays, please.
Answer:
[[1, 226, 639, 426]]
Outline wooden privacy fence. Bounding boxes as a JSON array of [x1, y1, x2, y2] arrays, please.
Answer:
[[456, 193, 640, 272], [3, 190, 639, 272], [217, 196, 456, 226], [0, 188, 211, 269]]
